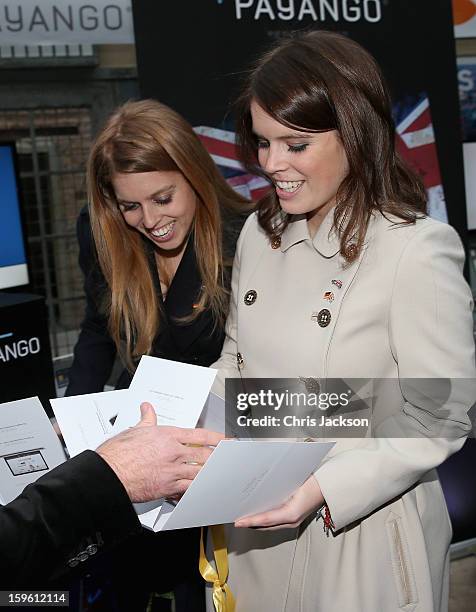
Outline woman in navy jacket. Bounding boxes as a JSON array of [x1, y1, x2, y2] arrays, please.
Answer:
[[65, 99, 249, 611]]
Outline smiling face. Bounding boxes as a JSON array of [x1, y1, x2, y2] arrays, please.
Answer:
[[250, 100, 349, 235], [112, 170, 197, 254]]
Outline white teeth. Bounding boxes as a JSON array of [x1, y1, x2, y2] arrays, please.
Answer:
[[151, 221, 174, 238], [275, 180, 303, 193]]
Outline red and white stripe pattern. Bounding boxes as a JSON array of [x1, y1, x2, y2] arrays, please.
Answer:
[[396, 98, 448, 222], [194, 125, 270, 201]]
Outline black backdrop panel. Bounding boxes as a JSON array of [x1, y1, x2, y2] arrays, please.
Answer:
[[132, 0, 467, 240], [0, 293, 55, 416]]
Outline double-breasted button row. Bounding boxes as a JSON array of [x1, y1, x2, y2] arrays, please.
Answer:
[[243, 286, 336, 329]]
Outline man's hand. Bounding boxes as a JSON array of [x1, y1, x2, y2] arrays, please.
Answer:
[[234, 475, 324, 530], [97, 402, 224, 502]]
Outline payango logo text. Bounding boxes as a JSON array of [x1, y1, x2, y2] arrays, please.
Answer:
[[0, 334, 40, 362], [233, 0, 383, 23]]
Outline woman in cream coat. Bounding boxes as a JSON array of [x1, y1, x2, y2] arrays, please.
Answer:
[[206, 32, 475, 612]]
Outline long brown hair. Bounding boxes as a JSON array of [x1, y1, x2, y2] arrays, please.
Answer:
[[235, 30, 426, 261], [88, 99, 248, 370]]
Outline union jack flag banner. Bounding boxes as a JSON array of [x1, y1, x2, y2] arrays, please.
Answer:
[[395, 97, 448, 223], [194, 125, 270, 202]]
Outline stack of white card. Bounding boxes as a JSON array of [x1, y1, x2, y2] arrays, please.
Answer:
[[51, 356, 334, 531], [51, 356, 217, 455]]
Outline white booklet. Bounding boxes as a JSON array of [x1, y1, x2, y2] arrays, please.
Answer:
[[146, 439, 334, 531], [51, 356, 218, 526], [0, 397, 66, 505], [50, 389, 130, 458], [113, 355, 217, 431]]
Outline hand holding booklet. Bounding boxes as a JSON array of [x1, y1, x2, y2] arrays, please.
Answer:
[[51, 356, 334, 531], [147, 439, 333, 532]]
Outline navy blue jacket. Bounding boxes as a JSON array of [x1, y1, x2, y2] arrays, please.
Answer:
[[0, 451, 140, 588], [66, 208, 229, 394]]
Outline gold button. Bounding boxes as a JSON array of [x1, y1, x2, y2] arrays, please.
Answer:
[[271, 236, 281, 249], [314, 309, 331, 327], [244, 290, 257, 306]]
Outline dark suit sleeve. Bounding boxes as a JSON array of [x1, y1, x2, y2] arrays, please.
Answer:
[[66, 208, 117, 395], [0, 450, 141, 588]]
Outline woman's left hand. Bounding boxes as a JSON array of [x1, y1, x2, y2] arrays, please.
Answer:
[[234, 475, 325, 530]]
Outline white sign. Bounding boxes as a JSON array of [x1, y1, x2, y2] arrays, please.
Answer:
[[0, 1, 134, 45]]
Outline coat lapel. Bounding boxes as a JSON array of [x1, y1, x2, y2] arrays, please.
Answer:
[[279, 210, 371, 378], [313, 212, 376, 376]]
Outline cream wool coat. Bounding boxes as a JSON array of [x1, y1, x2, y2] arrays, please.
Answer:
[[207, 210, 475, 612]]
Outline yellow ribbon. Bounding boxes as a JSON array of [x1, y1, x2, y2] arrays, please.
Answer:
[[199, 525, 236, 612]]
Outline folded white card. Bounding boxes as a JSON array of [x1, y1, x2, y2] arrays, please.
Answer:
[[113, 355, 217, 432], [50, 389, 130, 458], [0, 397, 66, 505], [146, 439, 334, 532]]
